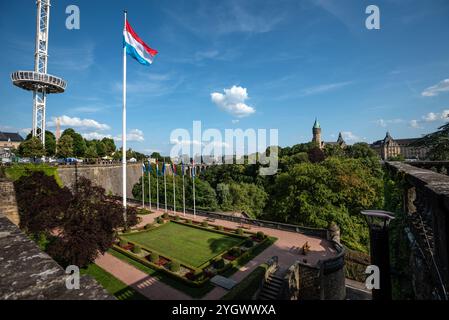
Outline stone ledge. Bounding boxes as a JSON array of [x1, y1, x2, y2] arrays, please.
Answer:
[[0, 217, 114, 300]]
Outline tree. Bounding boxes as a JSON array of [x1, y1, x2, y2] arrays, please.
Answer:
[[308, 147, 325, 163], [45, 131, 57, 157], [85, 145, 98, 159], [17, 137, 45, 158], [413, 122, 449, 160], [56, 135, 73, 158], [95, 141, 106, 157], [101, 137, 116, 156], [345, 142, 378, 159], [61, 128, 86, 157]]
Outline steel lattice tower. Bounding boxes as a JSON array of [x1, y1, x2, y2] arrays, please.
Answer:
[[11, 0, 66, 147]]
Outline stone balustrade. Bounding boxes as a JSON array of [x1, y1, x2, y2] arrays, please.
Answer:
[[385, 161, 449, 299]]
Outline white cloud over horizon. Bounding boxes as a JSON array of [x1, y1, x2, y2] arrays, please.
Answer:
[[48, 115, 110, 131], [422, 79, 449, 97], [211, 85, 256, 118]]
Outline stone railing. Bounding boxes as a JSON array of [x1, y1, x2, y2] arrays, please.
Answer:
[[406, 161, 449, 176], [385, 161, 449, 299], [254, 256, 279, 299]]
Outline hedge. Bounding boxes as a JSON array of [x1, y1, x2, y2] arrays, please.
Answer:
[[222, 263, 268, 300]]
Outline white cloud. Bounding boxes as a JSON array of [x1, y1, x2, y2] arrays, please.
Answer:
[[48, 115, 110, 130], [341, 131, 361, 142], [374, 118, 404, 128], [301, 81, 352, 96], [409, 120, 422, 129], [422, 79, 449, 97], [423, 112, 438, 122], [211, 85, 255, 118], [114, 129, 145, 142], [232, 119, 240, 124], [82, 132, 112, 140], [170, 139, 202, 146]]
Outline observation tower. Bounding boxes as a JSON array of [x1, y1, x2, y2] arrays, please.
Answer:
[[11, 0, 66, 146]]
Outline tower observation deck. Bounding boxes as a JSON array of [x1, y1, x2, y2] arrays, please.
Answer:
[[11, 0, 66, 147]]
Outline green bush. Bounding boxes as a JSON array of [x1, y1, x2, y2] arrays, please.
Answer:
[[213, 257, 225, 269], [132, 245, 142, 254], [169, 260, 181, 272], [156, 217, 164, 224], [137, 208, 152, 215], [201, 221, 208, 227], [237, 228, 244, 236], [244, 239, 254, 248], [229, 247, 242, 257], [186, 219, 192, 224], [217, 225, 224, 231], [144, 223, 153, 230], [163, 212, 169, 219], [175, 215, 180, 221], [150, 252, 159, 263], [119, 240, 128, 248], [256, 231, 265, 240]]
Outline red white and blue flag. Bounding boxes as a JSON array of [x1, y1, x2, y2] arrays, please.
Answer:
[[123, 20, 158, 66]]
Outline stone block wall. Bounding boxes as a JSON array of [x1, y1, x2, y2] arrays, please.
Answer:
[[0, 178, 19, 225]]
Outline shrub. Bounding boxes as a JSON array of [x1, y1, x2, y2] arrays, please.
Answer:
[[229, 247, 242, 257], [169, 260, 181, 272], [119, 240, 128, 248], [156, 217, 164, 224], [123, 227, 131, 233], [163, 212, 169, 219], [256, 231, 265, 240], [244, 239, 254, 248], [213, 257, 225, 269], [186, 219, 192, 224], [201, 221, 208, 228], [137, 208, 151, 215], [144, 223, 153, 230], [175, 215, 180, 221], [217, 225, 224, 231], [150, 252, 159, 263], [237, 228, 244, 236], [132, 245, 141, 254]]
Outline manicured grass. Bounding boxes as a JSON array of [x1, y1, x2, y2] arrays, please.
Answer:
[[81, 264, 147, 300], [121, 222, 243, 268]]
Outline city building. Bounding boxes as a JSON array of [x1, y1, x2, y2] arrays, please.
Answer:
[[371, 132, 428, 160], [0, 132, 23, 150], [311, 119, 346, 149]]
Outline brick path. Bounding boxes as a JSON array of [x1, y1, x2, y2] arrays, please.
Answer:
[[96, 206, 337, 300]]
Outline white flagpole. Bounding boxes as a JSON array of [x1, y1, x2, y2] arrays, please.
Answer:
[[193, 163, 196, 219], [182, 165, 186, 217], [122, 10, 128, 224], [173, 165, 176, 213], [148, 162, 151, 210], [164, 163, 167, 213], [156, 162, 159, 211], [141, 163, 144, 208]]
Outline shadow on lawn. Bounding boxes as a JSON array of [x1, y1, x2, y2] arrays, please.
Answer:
[[207, 237, 240, 254]]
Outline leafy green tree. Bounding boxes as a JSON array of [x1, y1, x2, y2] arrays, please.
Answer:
[[216, 183, 232, 210], [85, 145, 98, 159], [44, 131, 56, 157], [101, 137, 116, 156], [95, 141, 106, 157], [17, 137, 45, 158], [345, 142, 378, 159], [61, 128, 86, 157], [56, 135, 73, 158], [413, 122, 449, 160]]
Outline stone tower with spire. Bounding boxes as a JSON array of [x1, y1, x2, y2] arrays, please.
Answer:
[[312, 118, 322, 147]]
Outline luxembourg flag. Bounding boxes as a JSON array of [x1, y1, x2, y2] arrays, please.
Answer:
[[123, 19, 158, 66]]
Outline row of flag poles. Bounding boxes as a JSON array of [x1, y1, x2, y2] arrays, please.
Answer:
[[141, 161, 197, 217]]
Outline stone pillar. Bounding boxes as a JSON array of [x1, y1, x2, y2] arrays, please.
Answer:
[[328, 222, 341, 244], [0, 179, 20, 226]]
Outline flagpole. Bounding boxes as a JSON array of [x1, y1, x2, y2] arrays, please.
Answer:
[[156, 161, 159, 211], [141, 163, 144, 208], [173, 164, 176, 214], [193, 163, 196, 219], [182, 164, 186, 217], [148, 162, 151, 210], [122, 10, 128, 224], [164, 162, 167, 213]]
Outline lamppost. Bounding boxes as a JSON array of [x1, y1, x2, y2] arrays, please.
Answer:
[[361, 210, 395, 301]]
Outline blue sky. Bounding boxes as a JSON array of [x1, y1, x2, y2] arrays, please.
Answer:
[[1, 0, 449, 155]]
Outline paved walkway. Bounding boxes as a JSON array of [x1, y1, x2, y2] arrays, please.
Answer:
[[96, 206, 337, 300]]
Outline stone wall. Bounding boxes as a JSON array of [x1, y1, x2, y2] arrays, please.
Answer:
[[57, 163, 142, 198], [0, 178, 19, 225]]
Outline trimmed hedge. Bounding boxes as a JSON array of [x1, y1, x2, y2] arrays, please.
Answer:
[[222, 263, 268, 300], [201, 221, 208, 227], [132, 245, 142, 254], [170, 261, 181, 272], [119, 240, 128, 248], [150, 252, 159, 263], [237, 228, 244, 236]]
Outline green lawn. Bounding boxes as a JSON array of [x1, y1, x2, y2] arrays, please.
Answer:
[[121, 222, 243, 268], [81, 264, 147, 300]]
